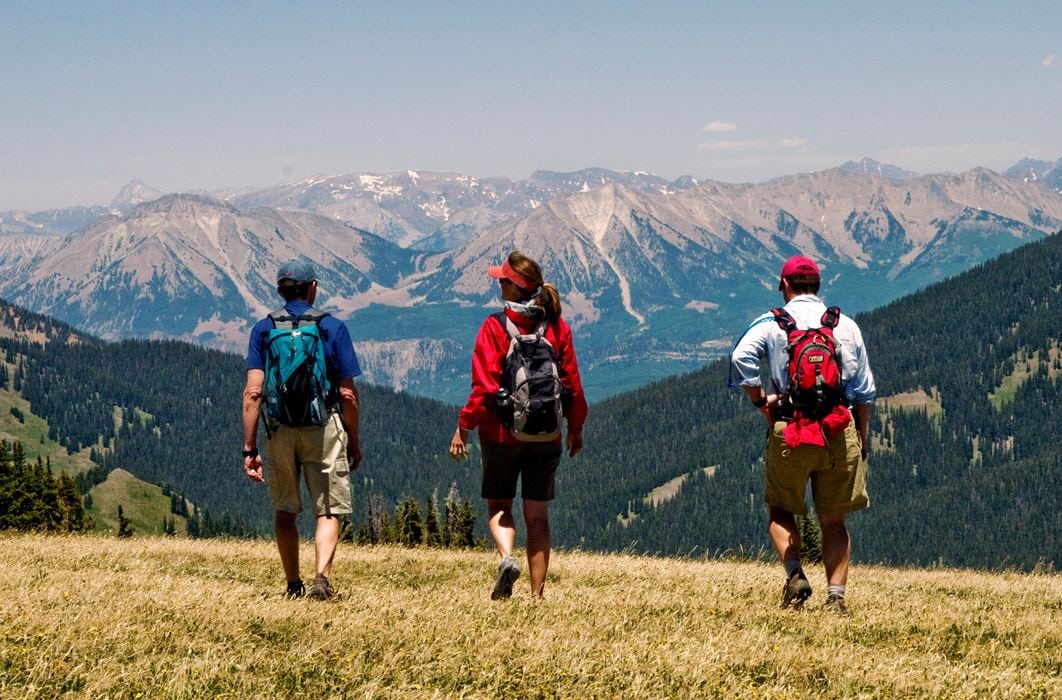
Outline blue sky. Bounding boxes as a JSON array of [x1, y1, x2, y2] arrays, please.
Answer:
[[2, 1, 1060, 210]]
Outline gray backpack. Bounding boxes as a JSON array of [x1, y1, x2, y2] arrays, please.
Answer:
[[492, 313, 570, 442]]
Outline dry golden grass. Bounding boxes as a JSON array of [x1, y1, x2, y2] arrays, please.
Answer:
[[0, 533, 1058, 698]]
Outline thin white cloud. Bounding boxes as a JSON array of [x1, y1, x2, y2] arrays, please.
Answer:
[[1043, 54, 1060, 69], [699, 137, 809, 152], [702, 120, 738, 133], [698, 139, 768, 152]]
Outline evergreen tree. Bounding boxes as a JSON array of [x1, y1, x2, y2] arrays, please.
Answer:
[[186, 510, 200, 538], [116, 505, 134, 538], [443, 482, 461, 548], [424, 488, 442, 547], [452, 501, 477, 549], [395, 496, 424, 547], [796, 514, 823, 564], [363, 493, 393, 545], [56, 472, 86, 532], [34, 457, 62, 531]]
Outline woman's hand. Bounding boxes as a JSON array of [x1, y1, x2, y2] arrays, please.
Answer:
[[449, 425, 471, 462]]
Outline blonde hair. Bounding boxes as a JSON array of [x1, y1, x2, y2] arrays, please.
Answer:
[[507, 251, 561, 322]]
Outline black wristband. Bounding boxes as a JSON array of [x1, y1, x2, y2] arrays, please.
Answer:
[[242, 448, 259, 458], [751, 395, 768, 408]]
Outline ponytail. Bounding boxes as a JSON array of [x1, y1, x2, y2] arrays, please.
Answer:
[[535, 283, 562, 323]]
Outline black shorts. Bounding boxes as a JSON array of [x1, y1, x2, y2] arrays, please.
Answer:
[[480, 439, 563, 501]]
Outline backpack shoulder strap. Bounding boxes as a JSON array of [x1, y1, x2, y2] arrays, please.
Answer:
[[820, 306, 841, 329], [269, 307, 329, 330], [492, 312, 521, 340], [298, 308, 329, 324], [770, 307, 797, 333], [268, 308, 295, 330]]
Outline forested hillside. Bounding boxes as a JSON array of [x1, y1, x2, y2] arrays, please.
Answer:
[[0, 304, 477, 534], [1, 232, 1058, 568], [566, 233, 1061, 569]]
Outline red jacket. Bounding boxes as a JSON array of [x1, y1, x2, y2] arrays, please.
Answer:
[[458, 309, 588, 444]]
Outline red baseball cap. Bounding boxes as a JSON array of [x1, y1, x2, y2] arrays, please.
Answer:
[[778, 255, 820, 290], [487, 259, 536, 291]]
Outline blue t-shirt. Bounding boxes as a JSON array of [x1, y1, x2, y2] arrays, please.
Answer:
[[246, 300, 361, 384]]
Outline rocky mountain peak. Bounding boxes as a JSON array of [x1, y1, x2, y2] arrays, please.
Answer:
[[839, 157, 918, 180], [110, 179, 165, 213], [126, 193, 238, 218], [1004, 156, 1062, 192]]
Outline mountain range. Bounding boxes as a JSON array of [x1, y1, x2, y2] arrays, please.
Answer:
[[1005, 157, 1062, 193], [2, 233, 1057, 568], [1, 158, 1060, 400]]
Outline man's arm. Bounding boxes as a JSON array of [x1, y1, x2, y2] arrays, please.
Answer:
[[742, 385, 777, 425], [337, 378, 361, 469], [242, 369, 265, 482], [732, 316, 774, 423]]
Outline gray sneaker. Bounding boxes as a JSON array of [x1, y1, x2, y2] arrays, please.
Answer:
[[306, 574, 336, 601], [491, 556, 521, 600], [780, 569, 812, 609], [824, 593, 849, 616]]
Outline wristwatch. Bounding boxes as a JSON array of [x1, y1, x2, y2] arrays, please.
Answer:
[[242, 448, 259, 459], [751, 395, 768, 408]]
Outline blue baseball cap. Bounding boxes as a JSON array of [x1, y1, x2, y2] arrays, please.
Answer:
[[276, 259, 316, 283]]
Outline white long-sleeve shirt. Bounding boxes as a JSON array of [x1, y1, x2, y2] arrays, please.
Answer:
[[730, 294, 877, 405]]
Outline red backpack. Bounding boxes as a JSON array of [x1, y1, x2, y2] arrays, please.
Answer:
[[771, 306, 845, 420]]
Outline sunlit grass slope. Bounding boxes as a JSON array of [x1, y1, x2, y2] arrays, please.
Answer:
[[87, 468, 188, 535], [0, 534, 1058, 698], [0, 386, 94, 472]]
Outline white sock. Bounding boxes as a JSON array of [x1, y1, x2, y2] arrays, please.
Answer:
[[828, 584, 846, 598]]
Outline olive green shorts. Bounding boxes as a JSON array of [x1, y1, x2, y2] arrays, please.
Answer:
[[764, 420, 869, 516], [266, 413, 352, 515]]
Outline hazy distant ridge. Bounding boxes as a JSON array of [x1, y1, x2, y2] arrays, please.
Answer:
[[0, 159, 1059, 398]]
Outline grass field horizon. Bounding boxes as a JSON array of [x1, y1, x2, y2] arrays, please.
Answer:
[[1, 533, 1058, 698]]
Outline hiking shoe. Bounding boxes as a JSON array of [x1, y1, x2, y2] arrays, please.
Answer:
[[285, 579, 305, 599], [491, 556, 521, 600], [306, 574, 336, 601], [824, 593, 849, 616], [780, 569, 812, 609]]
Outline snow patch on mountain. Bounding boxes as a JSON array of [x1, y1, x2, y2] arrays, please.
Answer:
[[686, 300, 720, 312]]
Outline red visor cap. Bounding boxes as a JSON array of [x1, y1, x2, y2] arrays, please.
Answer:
[[486, 260, 536, 291]]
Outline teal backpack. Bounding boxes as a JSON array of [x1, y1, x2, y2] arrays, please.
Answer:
[[261, 308, 333, 431]]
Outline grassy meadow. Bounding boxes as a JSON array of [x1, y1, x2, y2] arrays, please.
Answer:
[[0, 533, 1058, 698]]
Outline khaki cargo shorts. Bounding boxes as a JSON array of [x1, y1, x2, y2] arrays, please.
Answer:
[[266, 412, 352, 515], [764, 419, 869, 516]]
